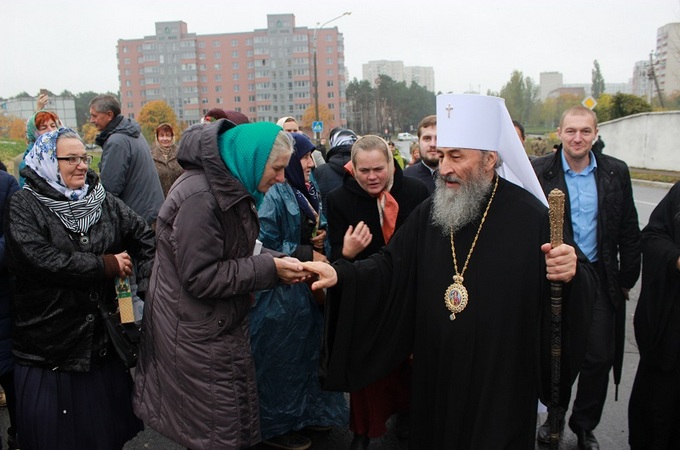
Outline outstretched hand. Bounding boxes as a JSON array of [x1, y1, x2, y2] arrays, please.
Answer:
[[541, 243, 577, 283], [274, 256, 312, 284], [301, 261, 338, 291]]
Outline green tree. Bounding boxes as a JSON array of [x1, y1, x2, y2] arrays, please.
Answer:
[[499, 70, 538, 125], [595, 93, 651, 121], [592, 60, 605, 100], [75, 91, 101, 130], [346, 78, 375, 134], [137, 100, 179, 143]]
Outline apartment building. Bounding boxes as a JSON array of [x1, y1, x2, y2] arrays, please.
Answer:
[[117, 15, 347, 128]]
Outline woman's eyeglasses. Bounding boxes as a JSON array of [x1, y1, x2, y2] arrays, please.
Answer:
[[56, 155, 94, 165]]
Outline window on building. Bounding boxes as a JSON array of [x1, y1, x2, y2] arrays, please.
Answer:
[[326, 58, 333, 65], [232, 50, 238, 57], [122, 46, 128, 53], [233, 73, 240, 80], [213, 40, 220, 47], [127, 91, 133, 97], [328, 103, 335, 110], [125, 80, 132, 87], [327, 80, 334, 87], [246, 38, 253, 45], [214, 63, 221, 70], [201, 86, 208, 93], [248, 95, 256, 101], [199, 53, 206, 60], [325, 35, 333, 42], [234, 85, 240, 92], [327, 69, 334, 76], [214, 52, 221, 59], [199, 64, 206, 71], [200, 76, 207, 82], [202, 98, 209, 104], [232, 62, 239, 69], [326, 46, 333, 53], [327, 92, 335, 98], [124, 58, 130, 64], [198, 41, 205, 48], [215, 74, 222, 81], [234, 96, 241, 103], [215, 86, 222, 92], [216, 97, 223, 104], [127, 102, 133, 108]]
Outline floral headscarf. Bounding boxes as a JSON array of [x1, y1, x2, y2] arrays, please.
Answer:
[[25, 128, 90, 200], [24, 128, 106, 234]]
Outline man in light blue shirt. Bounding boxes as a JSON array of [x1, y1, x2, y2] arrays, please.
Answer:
[[532, 106, 641, 450]]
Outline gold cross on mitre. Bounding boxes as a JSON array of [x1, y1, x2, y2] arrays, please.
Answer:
[[445, 104, 454, 118]]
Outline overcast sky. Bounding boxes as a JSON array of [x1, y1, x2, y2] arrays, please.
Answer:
[[2, 0, 679, 99]]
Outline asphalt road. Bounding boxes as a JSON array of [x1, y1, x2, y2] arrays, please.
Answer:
[[0, 181, 670, 449]]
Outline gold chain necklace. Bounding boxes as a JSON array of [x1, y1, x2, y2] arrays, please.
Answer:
[[444, 176, 499, 321]]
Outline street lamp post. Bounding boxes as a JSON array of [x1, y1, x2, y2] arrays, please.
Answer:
[[312, 12, 351, 145]]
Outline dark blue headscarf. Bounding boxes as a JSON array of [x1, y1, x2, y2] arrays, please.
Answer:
[[286, 133, 319, 221]]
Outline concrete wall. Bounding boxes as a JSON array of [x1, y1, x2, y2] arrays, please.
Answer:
[[598, 111, 680, 171]]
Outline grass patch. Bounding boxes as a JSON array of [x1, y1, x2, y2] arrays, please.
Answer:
[[629, 169, 680, 184]]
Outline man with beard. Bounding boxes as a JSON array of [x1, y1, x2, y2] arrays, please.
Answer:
[[302, 94, 595, 449], [403, 115, 439, 194]]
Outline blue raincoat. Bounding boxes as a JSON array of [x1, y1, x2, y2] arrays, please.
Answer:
[[251, 178, 347, 440]]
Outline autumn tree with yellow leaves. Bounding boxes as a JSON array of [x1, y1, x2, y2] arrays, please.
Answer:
[[137, 100, 179, 144]]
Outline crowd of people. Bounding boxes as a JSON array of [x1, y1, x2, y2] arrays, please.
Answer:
[[0, 90, 672, 450]]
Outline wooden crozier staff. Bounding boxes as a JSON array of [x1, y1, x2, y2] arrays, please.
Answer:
[[548, 188, 565, 449]]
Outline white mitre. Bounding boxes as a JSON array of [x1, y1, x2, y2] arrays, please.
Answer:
[[436, 94, 548, 207]]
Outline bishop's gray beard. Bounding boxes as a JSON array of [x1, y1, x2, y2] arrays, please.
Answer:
[[431, 169, 494, 235]]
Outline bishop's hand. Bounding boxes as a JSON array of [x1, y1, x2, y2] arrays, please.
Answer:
[[541, 243, 576, 283], [301, 261, 338, 290]]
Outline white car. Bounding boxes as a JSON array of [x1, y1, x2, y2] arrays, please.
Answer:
[[398, 132, 416, 141]]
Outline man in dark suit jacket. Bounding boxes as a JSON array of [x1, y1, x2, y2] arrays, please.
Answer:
[[532, 105, 641, 450], [403, 115, 438, 194]]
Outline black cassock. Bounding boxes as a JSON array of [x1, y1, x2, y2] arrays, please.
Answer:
[[322, 177, 595, 449], [629, 181, 680, 447]]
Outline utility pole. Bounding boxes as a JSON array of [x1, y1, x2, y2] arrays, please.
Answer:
[[648, 51, 665, 108], [312, 12, 351, 145]]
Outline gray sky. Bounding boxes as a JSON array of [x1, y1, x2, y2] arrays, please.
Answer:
[[2, 0, 679, 99]]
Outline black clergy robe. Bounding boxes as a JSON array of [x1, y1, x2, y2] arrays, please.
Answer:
[[321, 177, 595, 449], [629, 181, 680, 447]]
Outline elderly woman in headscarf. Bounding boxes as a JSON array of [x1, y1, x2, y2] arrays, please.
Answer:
[[325, 135, 429, 450], [150, 123, 182, 197], [250, 133, 347, 449], [18, 110, 61, 187], [4, 128, 155, 450], [133, 120, 311, 450]]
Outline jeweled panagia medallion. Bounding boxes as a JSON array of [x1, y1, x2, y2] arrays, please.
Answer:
[[444, 275, 468, 321]]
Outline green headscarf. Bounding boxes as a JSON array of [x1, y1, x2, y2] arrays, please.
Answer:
[[218, 122, 282, 207]]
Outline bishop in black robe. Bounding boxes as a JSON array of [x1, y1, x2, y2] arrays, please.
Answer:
[[313, 176, 595, 449]]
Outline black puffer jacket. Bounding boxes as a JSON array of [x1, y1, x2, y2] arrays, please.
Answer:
[[314, 143, 352, 211], [4, 167, 155, 371]]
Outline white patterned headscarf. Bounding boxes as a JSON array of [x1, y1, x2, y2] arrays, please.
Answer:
[[24, 128, 105, 234], [25, 128, 90, 200]]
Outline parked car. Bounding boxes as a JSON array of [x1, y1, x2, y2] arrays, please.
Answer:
[[398, 132, 417, 141]]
